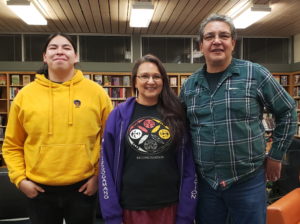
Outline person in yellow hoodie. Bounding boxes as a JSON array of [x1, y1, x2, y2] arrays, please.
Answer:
[[2, 33, 113, 224]]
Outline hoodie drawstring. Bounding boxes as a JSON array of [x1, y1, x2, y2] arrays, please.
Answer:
[[68, 80, 74, 126], [48, 81, 53, 135]]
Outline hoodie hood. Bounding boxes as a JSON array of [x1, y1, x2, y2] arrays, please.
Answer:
[[116, 97, 136, 121], [35, 69, 84, 135]]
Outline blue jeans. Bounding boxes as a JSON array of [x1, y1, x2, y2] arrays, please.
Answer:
[[196, 169, 266, 224]]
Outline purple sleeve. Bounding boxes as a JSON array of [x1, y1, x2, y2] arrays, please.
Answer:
[[98, 111, 123, 224], [176, 136, 198, 224]]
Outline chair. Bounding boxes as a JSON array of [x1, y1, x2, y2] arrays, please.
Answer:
[[0, 169, 30, 223], [267, 188, 300, 224]]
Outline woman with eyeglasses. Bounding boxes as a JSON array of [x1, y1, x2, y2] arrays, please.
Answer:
[[99, 54, 197, 224]]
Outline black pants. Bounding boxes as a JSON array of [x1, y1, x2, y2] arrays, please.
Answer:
[[27, 180, 96, 224]]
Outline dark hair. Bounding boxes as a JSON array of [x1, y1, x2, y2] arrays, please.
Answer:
[[132, 54, 186, 143], [199, 14, 237, 42], [37, 33, 77, 75]]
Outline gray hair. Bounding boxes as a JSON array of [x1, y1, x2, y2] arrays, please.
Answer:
[[199, 14, 237, 42]]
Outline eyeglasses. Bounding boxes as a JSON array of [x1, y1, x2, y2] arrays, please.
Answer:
[[203, 32, 232, 42], [137, 73, 162, 82]]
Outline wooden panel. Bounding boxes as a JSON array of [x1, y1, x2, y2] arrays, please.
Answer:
[[119, 0, 130, 34], [0, 0, 300, 37], [254, 0, 270, 4], [167, 0, 201, 34], [57, 0, 82, 32], [162, 0, 198, 35], [0, 1, 31, 32], [89, 0, 104, 33], [142, 0, 169, 34], [154, 0, 180, 34], [0, 20, 14, 33], [69, 0, 90, 33], [174, 0, 210, 35], [184, 0, 221, 35], [99, 0, 111, 33], [37, 0, 66, 32], [241, 0, 299, 36], [79, 0, 97, 33], [46, 0, 75, 33], [187, 0, 232, 35], [110, 0, 119, 33]]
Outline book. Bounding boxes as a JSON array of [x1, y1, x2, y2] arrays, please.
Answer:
[[10, 87, 21, 99], [11, 75, 20, 85], [295, 75, 300, 85], [169, 77, 177, 86], [181, 76, 188, 86], [111, 76, 121, 86], [94, 75, 102, 85], [84, 74, 91, 80], [123, 76, 130, 86], [22, 75, 31, 86], [103, 76, 112, 86], [0, 115, 5, 126], [0, 127, 4, 141], [0, 74, 7, 85], [280, 76, 288, 86]]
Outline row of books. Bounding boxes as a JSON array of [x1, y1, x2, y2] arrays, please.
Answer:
[[0, 127, 5, 141], [0, 115, 6, 126], [10, 87, 21, 99], [295, 74, 300, 85], [169, 76, 189, 87], [274, 75, 288, 86], [0, 74, 6, 85], [293, 87, 300, 97], [103, 76, 131, 86], [295, 99, 300, 109], [103, 87, 129, 99], [0, 86, 6, 99], [84, 74, 131, 87]]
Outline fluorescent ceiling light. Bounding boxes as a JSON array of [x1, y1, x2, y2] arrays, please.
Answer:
[[130, 2, 154, 28], [233, 4, 271, 29], [6, 0, 47, 25]]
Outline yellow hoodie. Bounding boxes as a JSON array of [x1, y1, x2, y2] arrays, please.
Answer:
[[3, 70, 113, 187]]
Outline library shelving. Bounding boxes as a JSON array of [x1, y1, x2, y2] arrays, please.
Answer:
[[2, 71, 300, 167], [290, 72, 300, 137]]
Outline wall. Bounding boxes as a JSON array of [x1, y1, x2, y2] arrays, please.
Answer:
[[294, 34, 300, 63]]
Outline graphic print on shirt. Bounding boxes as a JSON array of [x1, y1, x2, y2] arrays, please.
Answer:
[[126, 117, 172, 155]]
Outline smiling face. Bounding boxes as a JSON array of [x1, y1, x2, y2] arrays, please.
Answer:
[[135, 62, 163, 106], [43, 35, 78, 73], [200, 21, 236, 72]]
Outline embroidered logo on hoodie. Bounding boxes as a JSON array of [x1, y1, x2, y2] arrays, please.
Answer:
[[74, 100, 81, 108]]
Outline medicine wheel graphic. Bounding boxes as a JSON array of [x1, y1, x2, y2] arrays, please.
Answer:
[[127, 117, 172, 155]]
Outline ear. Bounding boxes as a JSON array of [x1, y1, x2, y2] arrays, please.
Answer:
[[134, 80, 138, 89], [43, 53, 47, 63], [199, 41, 203, 54], [75, 53, 79, 64], [232, 39, 236, 51]]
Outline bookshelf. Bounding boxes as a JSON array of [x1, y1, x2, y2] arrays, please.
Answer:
[[0, 72, 36, 168], [0, 71, 192, 168], [290, 72, 300, 137], [2, 71, 298, 167]]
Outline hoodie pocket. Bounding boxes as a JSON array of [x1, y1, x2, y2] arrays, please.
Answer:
[[31, 144, 93, 180]]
